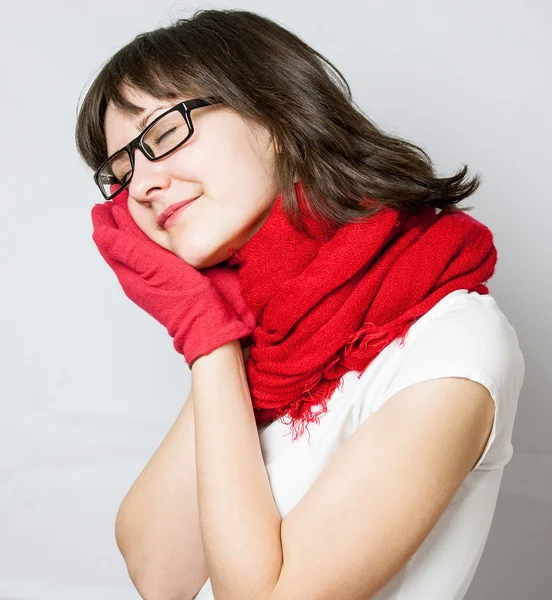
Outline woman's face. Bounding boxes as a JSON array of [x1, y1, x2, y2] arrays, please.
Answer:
[[103, 87, 281, 269]]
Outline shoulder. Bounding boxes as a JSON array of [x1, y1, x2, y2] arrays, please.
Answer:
[[388, 290, 525, 394], [367, 290, 525, 470]]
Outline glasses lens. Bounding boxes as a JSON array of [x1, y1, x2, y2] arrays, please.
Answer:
[[96, 109, 191, 200], [143, 109, 191, 158], [97, 149, 132, 199]]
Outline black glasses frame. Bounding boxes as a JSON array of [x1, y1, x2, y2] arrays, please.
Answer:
[[93, 96, 221, 201]]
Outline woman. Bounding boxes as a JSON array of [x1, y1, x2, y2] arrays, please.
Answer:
[[75, 8, 525, 600]]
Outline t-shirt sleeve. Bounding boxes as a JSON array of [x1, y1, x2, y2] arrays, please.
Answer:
[[370, 293, 525, 471]]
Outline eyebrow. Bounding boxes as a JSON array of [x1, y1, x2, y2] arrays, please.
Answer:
[[106, 104, 172, 157], [137, 105, 171, 132]]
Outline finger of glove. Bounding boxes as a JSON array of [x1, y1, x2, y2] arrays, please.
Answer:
[[91, 217, 143, 272], [95, 226, 201, 293], [91, 203, 120, 263], [91, 227, 145, 300], [92, 223, 119, 263], [97, 230, 150, 275], [111, 204, 151, 242], [111, 185, 129, 208], [91, 202, 117, 231], [93, 236, 117, 269], [96, 205, 210, 292], [110, 204, 202, 286], [96, 248, 190, 331], [110, 259, 155, 308], [113, 264, 172, 324]]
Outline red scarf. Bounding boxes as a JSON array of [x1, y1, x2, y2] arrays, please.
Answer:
[[227, 181, 497, 440]]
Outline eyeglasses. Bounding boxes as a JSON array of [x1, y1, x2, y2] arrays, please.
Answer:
[[93, 97, 221, 201]]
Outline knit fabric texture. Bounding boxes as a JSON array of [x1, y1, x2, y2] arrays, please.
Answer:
[[227, 181, 497, 440]]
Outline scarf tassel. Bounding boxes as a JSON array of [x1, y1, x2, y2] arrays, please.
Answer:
[[274, 316, 415, 441]]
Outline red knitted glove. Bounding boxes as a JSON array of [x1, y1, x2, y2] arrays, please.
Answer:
[[199, 263, 256, 347], [91, 200, 254, 368]]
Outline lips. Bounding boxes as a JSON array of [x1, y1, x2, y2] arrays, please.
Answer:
[[157, 196, 201, 229]]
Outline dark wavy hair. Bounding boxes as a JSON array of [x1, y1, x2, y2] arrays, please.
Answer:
[[74, 7, 479, 233]]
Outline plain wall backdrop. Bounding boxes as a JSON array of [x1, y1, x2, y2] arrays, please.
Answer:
[[1, 1, 550, 598]]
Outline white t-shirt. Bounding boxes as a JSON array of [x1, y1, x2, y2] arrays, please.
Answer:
[[194, 289, 525, 599]]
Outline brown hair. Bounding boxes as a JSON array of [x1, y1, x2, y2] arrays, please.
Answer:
[[75, 8, 479, 233]]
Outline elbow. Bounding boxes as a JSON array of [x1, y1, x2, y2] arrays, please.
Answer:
[[118, 544, 205, 600], [114, 513, 206, 600], [127, 565, 197, 600]]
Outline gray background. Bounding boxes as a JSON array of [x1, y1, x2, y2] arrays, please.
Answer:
[[1, 1, 549, 598]]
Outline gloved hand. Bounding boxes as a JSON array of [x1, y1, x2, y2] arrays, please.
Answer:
[[199, 263, 256, 344], [91, 197, 254, 368]]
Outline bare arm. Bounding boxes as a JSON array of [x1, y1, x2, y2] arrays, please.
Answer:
[[115, 389, 209, 600], [115, 345, 250, 600]]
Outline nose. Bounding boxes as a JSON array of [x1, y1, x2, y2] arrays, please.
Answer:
[[127, 147, 170, 204]]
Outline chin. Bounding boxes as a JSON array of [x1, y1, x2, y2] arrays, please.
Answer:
[[167, 222, 240, 269], [193, 252, 232, 270], [168, 239, 220, 270], [169, 245, 200, 268]]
